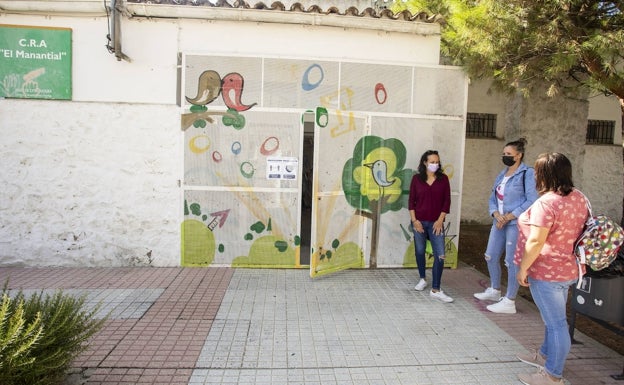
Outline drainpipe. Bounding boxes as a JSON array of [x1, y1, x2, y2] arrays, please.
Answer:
[[108, 0, 131, 62]]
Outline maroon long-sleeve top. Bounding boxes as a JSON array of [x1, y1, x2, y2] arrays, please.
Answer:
[[408, 174, 451, 222]]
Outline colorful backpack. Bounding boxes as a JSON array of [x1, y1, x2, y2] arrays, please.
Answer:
[[574, 193, 624, 288]]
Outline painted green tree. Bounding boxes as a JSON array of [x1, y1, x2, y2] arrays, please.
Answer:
[[342, 135, 415, 267]]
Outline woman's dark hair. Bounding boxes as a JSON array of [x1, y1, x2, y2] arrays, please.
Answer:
[[505, 137, 527, 161], [417, 150, 444, 181], [533, 152, 574, 196]]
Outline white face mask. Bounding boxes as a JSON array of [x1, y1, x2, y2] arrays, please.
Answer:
[[427, 163, 440, 173]]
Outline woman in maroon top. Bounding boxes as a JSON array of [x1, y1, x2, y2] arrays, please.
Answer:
[[408, 150, 453, 303]]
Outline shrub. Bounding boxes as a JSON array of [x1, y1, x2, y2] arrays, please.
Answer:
[[0, 293, 44, 380], [0, 286, 107, 385]]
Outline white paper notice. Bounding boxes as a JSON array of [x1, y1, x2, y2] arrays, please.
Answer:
[[266, 157, 298, 180]]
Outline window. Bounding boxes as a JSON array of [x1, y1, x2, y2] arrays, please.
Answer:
[[586, 120, 615, 145], [466, 113, 497, 138]]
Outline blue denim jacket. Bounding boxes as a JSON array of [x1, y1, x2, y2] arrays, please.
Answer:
[[488, 163, 538, 219]]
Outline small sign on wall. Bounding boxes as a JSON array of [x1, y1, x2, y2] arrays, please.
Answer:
[[267, 157, 298, 180], [0, 24, 72, 100]]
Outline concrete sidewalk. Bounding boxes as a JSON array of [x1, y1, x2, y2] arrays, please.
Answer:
[[0, 265, 621, 385]]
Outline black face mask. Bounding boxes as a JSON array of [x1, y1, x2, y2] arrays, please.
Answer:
[[502, 156, 516, 166]]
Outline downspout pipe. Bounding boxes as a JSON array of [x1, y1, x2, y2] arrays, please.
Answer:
[[109, 0, 131, 62]]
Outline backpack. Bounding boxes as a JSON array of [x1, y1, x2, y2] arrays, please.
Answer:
[[574, 193, 624, 288]]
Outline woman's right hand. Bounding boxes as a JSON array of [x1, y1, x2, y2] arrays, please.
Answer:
[[412, 220, 424, 233], [517, 269, 529, 287], [493, 212, 508, 229]]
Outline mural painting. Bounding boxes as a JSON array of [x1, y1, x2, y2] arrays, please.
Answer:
[[312, 130, 459, 277], [180, 55, 466, 274], [342, 135, 414, 268], [180, 107, 303, 267], [181, 70, 253, 132]]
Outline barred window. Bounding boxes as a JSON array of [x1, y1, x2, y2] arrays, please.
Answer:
[[586, 120, 615, 145], [466, 113, 497, 138]]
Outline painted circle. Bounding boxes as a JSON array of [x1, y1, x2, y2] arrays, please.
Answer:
[[260, 136, 279, 155], [212, 151, 223, 162], [374, 83, 387, 104], [316, 107, 328, 128], [301, 64, 324, 91], [231, 141, 242, 155], [442, 164, 454, 179], [189, 135, 210, 154], [240, 161, 255, 178]]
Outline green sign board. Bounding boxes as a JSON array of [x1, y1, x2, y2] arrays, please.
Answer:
[[0, 24, 72, 100]]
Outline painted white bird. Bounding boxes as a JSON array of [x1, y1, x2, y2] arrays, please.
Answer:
[[364, 160, 395, 187]]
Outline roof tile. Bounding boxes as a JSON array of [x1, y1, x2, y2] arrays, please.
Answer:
[[124, 0, 437, 23]]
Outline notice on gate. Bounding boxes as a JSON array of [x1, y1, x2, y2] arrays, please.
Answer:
[[266, 157, 298, 180], [0, 24, 72, 100]]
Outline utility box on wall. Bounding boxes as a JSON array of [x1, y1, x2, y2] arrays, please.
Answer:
[[573, 275, 624, 325]]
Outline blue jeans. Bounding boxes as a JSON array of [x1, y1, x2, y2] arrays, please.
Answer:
[[529, 277, 576, 379], [484, 221, 520, 299], [412, 220, 446, 290]]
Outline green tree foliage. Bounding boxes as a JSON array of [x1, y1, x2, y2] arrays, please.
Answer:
[[0, 287, 107, 385], [393, 1, 624, 109]]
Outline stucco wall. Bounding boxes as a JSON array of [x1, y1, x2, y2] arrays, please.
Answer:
[[1, 10, 458, 267], [0, 99, 180, 266], [0, 12, 440, 104], [582, 145, 623, 219], [462, 81, 623, 224], [1, 8, 621, 267], [460, 138, 503, 223], [461, 136, 624, 225]]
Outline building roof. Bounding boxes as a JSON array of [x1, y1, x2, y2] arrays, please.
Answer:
[[124, 0, 439, 23], [0, 0, 441, 35]]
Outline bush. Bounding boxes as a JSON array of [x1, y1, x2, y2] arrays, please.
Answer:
[[0, 286, 107, 385], [0, 293, 44, 379]]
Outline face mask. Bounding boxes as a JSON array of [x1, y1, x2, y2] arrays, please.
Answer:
[[427, 163, 440, 172], [502, 156, 516, 167]]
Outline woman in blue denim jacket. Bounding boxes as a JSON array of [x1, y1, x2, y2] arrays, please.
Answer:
[[474, 138, 538, 314]]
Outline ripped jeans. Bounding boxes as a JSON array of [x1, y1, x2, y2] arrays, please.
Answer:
[[484, 220, 520, 299], [412, 220, 446, 290]]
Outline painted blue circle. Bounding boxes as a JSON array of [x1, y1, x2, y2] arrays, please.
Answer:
[[302, 64, 324, 91]]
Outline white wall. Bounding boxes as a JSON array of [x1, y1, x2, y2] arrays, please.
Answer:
[[2, 7, 621, 267], [463, 80, 505, 223], [0, 10, 447, 267], [582, 146, 623, 219], [0, 99, 180, 266], [0, 13, 440, 103], [461, 139, 503, 223], [178, 19, 440, 65], [462, 80, 623, 224]]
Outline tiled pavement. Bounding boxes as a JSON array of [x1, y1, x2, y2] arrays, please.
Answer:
[[0, 265, 621, 385]]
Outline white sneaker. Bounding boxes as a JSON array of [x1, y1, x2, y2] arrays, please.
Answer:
[[473, 287, 501, 301], [487, 297, 516, 314], [430, 290, 454, 303], [415, 278, 427, 291]]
